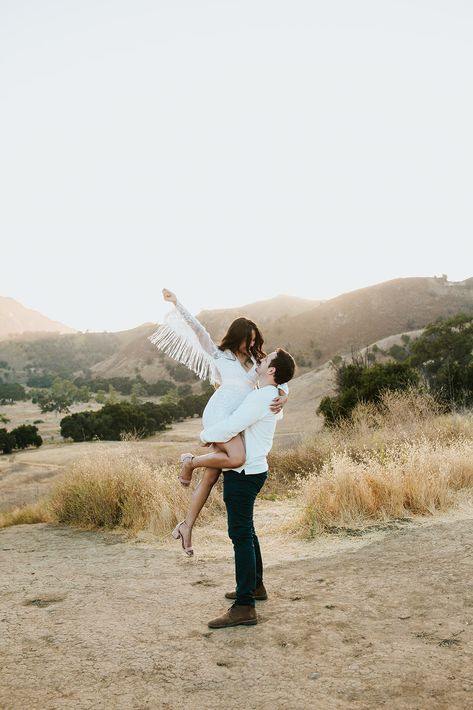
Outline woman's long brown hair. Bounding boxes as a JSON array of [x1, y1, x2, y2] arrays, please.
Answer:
[[219, 317, 266, 362]]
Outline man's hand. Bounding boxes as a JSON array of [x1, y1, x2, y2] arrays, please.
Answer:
[[270, 394, 288, 414], [162, 288, 177, 305]]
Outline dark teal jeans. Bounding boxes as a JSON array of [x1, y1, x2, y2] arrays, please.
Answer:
[[223, 469, 268, 607]]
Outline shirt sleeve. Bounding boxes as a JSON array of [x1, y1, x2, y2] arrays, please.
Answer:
[[278, 382, 289, 395], [200, 388, 275, 443], [175, 300, 220, 359]]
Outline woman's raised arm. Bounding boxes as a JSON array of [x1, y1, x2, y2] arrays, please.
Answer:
[[162, 288, 219, 359]]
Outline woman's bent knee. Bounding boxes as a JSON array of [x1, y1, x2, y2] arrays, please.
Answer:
[[227, 455, 246, 468], [202, 469, 220, 487]]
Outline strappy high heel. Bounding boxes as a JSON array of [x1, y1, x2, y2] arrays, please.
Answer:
[[172, 521, 194, 557], [178, 453, 194, 487]]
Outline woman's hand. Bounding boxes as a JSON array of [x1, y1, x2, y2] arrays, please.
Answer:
[[162, 288, 177, 305], [270, 394, 288, 414]]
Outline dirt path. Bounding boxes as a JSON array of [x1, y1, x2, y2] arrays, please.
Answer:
[[1, 507, 473, 710]]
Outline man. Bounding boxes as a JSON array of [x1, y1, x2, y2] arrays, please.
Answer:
[[199, 348, 296, 629]]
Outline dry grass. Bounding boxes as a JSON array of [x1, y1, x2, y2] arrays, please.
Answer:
[[293, 439, 473, 536], [3, 390, 473, 539], [0, 448, 224, 536], [271, 389, 473, 483], [280, 390, 473, 536], [326, 389, 473, 454], [0, 502, 52, 528]]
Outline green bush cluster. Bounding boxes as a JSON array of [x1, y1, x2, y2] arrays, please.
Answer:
[[0, 383, 27, 405], [0, 425, 42, 454], [408, 313, 473, 407], [30, 378, 91, 414], [318, 360, 419, 425], [318, 313, 473, 425], [71, 376, 176, 397], [60, 390, 212, 442]]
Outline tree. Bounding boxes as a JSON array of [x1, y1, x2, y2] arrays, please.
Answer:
[[10, 425, 42, 449], [408, 313, 473, 407], [0, 383, 27, 405], [0, 428, 16, 454], [60, 402, 165, 442], [0, 425, 42, 453], [177, 384, 192, 397], [388, 344, 408, 362], [32, 378, 82, 414], [106, 385, 119, 405], [60, 411, 97, 442], [130, 382, 145, 406], [318, 358, 419, 425]]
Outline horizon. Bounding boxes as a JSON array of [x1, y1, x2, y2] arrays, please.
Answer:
[[2, 272, 472, 334]]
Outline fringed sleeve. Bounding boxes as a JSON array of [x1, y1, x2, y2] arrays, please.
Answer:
[[148, 301, 221, 386]]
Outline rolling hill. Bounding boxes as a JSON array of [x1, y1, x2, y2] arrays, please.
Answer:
[[0, 296, 76, 340], [229, 276, 473, 368], [2, 277, 473, 390], [90, 276, 473, 382]]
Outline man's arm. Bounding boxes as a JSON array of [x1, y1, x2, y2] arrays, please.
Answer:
[[200, 388, 275, 444]]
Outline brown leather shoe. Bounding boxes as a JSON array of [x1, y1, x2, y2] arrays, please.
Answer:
[[225, 582, 268, 601], [208, 604, 257, 629]]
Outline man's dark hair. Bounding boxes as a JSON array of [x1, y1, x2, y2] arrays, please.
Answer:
[[270, 348, 296, 385]]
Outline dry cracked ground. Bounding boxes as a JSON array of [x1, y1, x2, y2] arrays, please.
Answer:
[[1, 504, 473, 710]]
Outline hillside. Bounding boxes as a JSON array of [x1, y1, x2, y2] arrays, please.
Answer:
[[90, 326, 176, 383], [272, 328, 423, 444], [197, 294, 321, 334], [0, 324, 158, 383], [249, 276, 473, 367], [87, 277, 473, 383], [2, 277, 473, 386], [90, 295, 320, 382], [0, 296, 76, 340]]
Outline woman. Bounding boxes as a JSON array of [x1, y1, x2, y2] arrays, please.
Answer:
[[148, 288, 288, 555]]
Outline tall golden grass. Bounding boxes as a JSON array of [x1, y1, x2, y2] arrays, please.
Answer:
[[270, 389, 473, 484], [3, 390, 473, 538], [0, 449, 224, 535], [281, 390, 473, 535], [294, 439, 473, 536], [0, 502, 53, 528]]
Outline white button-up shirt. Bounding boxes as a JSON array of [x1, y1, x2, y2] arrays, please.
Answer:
[[200, 384, 279, 474]]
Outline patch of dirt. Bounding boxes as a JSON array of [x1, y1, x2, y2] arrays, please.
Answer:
[[1, 509, 473, 709]]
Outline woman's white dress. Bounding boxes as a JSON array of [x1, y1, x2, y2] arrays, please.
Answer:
[[148, 300, 287, 429]]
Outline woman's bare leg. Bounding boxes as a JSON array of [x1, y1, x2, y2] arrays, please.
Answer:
[[180, 434, 245, 483], [178, 466, 221, 550]]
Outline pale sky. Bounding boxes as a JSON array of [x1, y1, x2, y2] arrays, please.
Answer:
[[1, 0, 472, 332]]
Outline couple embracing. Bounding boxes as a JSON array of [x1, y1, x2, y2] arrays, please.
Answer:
[[148, 289, 296, 628]]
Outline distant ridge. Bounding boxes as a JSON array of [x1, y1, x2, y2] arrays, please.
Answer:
[[0, 296, 76, 340], [3, 277, 473, 386], [86, 276, 473, 381], [196, 294, 322, 335], [262, 276, 473, 364]]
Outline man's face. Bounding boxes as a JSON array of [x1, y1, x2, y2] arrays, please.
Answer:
[[256, 351, 277, 378]]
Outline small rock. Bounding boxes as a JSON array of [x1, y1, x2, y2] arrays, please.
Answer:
[[308, 672, 320, 680]]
